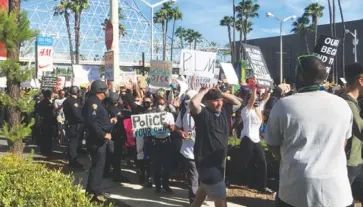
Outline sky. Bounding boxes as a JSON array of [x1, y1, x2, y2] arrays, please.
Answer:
[[173, 0, 363, 45]]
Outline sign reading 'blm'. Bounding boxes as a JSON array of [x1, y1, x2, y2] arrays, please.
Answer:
[[179, 50, 217, 78], [242, 44, 273, 88], [131, 112, 169, 137], [149, 60, 172, 89], [313, 35, 340, 79]]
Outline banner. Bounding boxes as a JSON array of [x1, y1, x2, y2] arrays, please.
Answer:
[[72, 65, 100, 86], [0, 0, 8, 60], [179, 49, 218, 78], [149, 60, 172, 89], [313, 35, 340, 79], [36, 36, 54, 77], [119, 71, 137, 85], [220, 63, 239, 85], [104, 51, 114, 81], [242, 43, 273, 88], [41, 76, 57, 90], [131, 112, 169, 137]]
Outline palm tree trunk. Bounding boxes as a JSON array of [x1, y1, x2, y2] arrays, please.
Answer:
[[170, 19, 176, 62], [338, 0, 346, 77], [328, 0, 333, 36], [314, 18, 318, 46], [65, 13, 74, 64], [163, 21, 167, 60], [239, 30, 243, 61], [305, 35, 310, 53], [194, 40, 197, 50], [74, 13, 80, 64], [227, 26, 232, 60], [333, 0, 337, 82], [232, 0, 236, 64]]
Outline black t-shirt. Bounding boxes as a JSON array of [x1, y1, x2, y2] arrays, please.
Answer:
[[192, 107, 229, 184]]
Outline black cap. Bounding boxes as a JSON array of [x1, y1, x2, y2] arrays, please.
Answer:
[[345, 62, 363, 83], [203, 89, 223, 101]]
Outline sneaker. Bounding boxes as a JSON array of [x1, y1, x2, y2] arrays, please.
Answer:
[[258, 187, 274, 195], [90, 195, 107, 203]]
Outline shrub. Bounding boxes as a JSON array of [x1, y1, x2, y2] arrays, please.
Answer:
[[0, 154, 106, 207]]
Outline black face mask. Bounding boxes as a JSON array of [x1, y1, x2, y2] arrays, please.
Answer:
[[143, 102, 151, 109]]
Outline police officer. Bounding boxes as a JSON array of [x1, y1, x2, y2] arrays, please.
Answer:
[[83, 80, 116, 202], [63, 86, 84, 168], [37, 89, 55, 155], [104, 92, 129, 182]]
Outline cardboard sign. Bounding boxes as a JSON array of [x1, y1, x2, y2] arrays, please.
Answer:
[[104, 51, 114, 81], [179, 49, 217, 78], [220, 63, 239, 85], [149, 60, 172, 89], [36, 36, 54, 77], [313, 35, 340, 79], [119, 71, 137, 85], [131, 112, 169, 137], [186, 76, 219, 91], [242, 44, 273, 88], [72, 65, 101, 86], [41, 76, 57, 90]]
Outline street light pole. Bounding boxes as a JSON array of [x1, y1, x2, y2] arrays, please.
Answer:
[[345, 29, 359, 63], [267, 12, 296, 84]]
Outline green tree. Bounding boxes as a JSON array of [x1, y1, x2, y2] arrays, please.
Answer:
[[54, 0, 74, 64], [70, 0, 89, 64], [175, 26, 186, 49], [304, 3, 324, 46], [191, 31, 202, 50], [291, 16, 312, 53], [154, 8, 168, 60], [220, 16, 234, 62], [101, 7, 127, 38], [169, 6, 182, 61], [184, 29, 195, 49], [0, 8, 39, 153]]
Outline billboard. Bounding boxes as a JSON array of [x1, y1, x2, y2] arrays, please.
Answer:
[[0, 0, 8, 59], [36, 36, 54, 77]]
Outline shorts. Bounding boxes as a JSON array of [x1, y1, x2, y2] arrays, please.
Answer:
[[200, 181, 226, 201]]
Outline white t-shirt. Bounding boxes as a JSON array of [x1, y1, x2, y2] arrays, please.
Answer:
[[240, 104, 264, 143], [154, 112, 175, 139], [54, 98, 66, 119], [266, 91, 353, 207], [175, 110, 195, 160]]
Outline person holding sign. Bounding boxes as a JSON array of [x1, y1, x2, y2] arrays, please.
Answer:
[[150, 97, 175, 194]]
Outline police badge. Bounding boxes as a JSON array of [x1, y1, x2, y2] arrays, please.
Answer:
[[92, 104, 98, 110]]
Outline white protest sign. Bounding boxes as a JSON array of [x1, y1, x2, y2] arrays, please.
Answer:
[[220, 63, 239, 85], [72, 65, 100, 86], [179, 49, 217, 78], [186, 76, 219, 91], [131, 112, 169, 137], [149, 60, 172, 89], [119, 71, 137, 85], [104, 51, 114, 81]]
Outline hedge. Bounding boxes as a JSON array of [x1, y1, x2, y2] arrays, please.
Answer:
[[0, 153, 106, 207]]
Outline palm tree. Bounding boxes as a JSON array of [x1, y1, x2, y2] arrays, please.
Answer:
[[54, 0, 74, 64], [220, 16, 234, 62], [291, 16, 312, 53], [234, 19, 243, 60], [338, 0, 346, 77], [304, 3, 324, 46], [101, 8, 127, 38], [184, 29, 195, 49], [169, 6, 182, 61], [175, 26, 186, 49], [327, 0, 333, 36], [70, 0, 89, 64], [191, 31, 202, 50], [238, 0, 259, 44], [153, 9, 167, 60]]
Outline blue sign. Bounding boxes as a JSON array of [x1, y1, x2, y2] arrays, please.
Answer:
[[36, 36, 53, 46]]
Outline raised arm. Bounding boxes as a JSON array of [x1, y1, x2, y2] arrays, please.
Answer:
[[189, 87, 210, 115]]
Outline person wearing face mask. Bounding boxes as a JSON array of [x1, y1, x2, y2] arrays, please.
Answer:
[[175, 90, 199, 205], [150, 97, 176, 194], [239, 86, 273, 194], [83, 80, 117, 203]]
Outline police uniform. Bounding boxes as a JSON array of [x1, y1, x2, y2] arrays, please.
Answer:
[[63, 91, 84, 167], [83, 82, 113, 199], [38, 91, 55, 155]]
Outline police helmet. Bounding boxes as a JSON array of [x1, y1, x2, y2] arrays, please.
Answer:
[[69, 86, 79, 95], [42, 89, 52, 98], [90, 80, 108, 93], [108, 92, 120, 105]]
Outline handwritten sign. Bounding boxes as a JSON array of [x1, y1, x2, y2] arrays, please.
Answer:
[[131, 112, 169, 137], [149, 60, 172, 89], [179, 49, 217, 78], [220, 63, 239, 85], [242, 43, 273, 88], [119, 71, 137, 85], [41, 76, 57, 90], [104, 51, 114, 81], [186, 76, 219, 91], [36, 36, 54, 77], [313, 35, 340, 80], [72, 65, 101, 86]]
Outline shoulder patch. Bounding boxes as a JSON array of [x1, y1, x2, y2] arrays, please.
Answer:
[[92, 104, 98, 110], [74, 103, 78, 108]]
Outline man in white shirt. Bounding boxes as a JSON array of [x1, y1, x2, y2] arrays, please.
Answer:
[[54, 89, 66, 144], [266, 55, 353, 207], [175, 90, 198, 204]]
